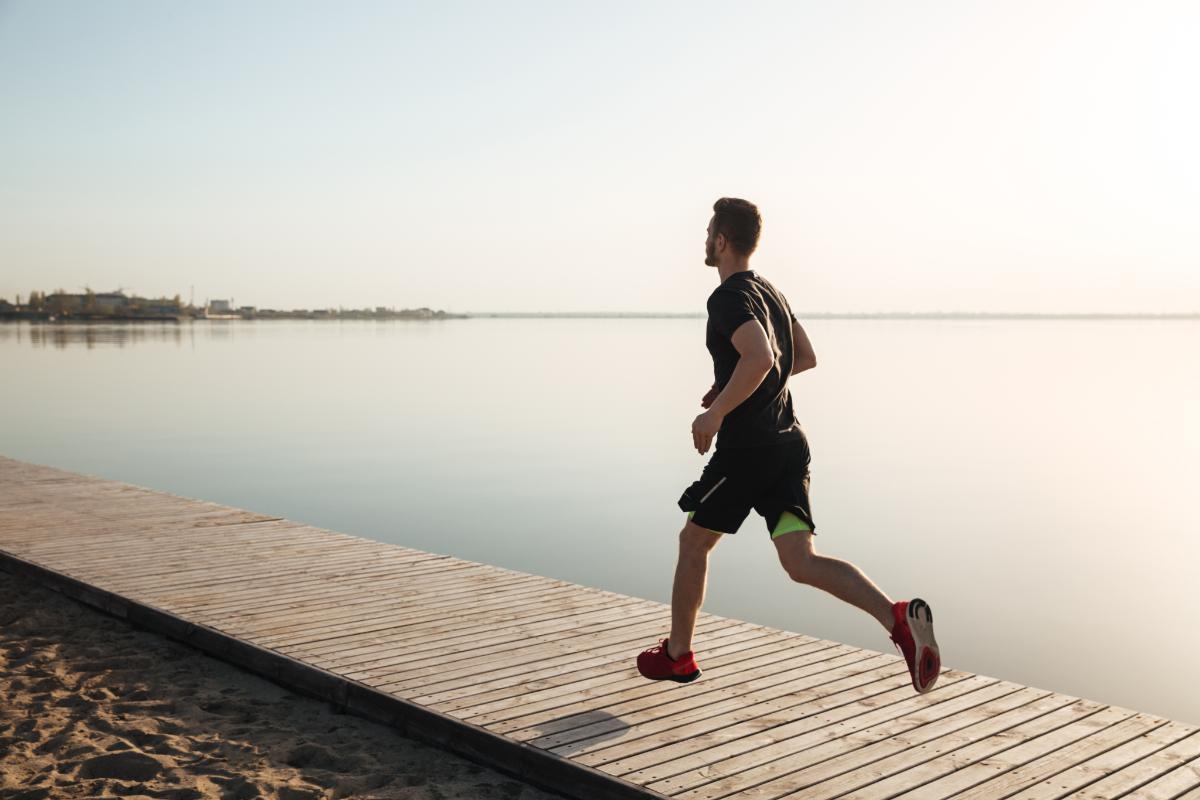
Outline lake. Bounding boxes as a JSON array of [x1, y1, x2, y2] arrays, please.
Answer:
[[3, 317, 1198, 724]]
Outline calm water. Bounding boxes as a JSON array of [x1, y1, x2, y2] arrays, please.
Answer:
[[3, 318, 1198, 724]]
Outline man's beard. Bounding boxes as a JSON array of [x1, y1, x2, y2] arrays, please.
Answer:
[[704, 242, 717, 266]]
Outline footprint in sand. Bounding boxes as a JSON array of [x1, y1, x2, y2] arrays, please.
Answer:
[[76, 750, 165, 781]]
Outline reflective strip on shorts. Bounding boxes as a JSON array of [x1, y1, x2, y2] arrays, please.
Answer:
[[699, 476, 727, 503]]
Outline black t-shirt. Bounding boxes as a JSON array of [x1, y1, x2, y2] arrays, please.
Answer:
[[705, 269, 804, 449]]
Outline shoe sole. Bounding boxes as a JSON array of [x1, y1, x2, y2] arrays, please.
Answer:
[[907, 598, 940, 693], [644, 668, 702, 684]]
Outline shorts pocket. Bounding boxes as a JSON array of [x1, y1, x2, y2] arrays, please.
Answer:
[[677, 473, 728, 513]]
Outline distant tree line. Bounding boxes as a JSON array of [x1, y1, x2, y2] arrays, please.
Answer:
[[0, 288, 461, 321], [1, 288, 183, 319]]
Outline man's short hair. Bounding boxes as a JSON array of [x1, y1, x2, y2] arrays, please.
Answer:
[[712, 197, 762, 256]]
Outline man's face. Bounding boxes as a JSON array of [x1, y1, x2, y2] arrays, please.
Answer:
[[704, 216, 719, 267]]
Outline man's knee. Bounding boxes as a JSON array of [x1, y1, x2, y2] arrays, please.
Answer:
[[679, 520, 723, 556], [776, 533, 818, 583]]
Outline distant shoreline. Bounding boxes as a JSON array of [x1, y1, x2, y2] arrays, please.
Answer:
[[2, 311, 1198, 323]]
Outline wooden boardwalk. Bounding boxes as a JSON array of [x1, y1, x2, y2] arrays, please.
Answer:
[[1, 455, 1198, 800]]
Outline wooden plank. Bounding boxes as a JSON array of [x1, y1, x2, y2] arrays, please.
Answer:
[[404, 620, 766, 701], [529, 662, 928, 755], [201, 573, 567, 637], [9, 523, 338, 568], [571, 657, 914, 767], [570, 653, 907, 768], [242, 577, 597, 647], [369, 619, 757, 709], [290, 594, 662, 666], [668, 688, 1076, 799], [230, 574, 584, 644], [840, 710, 1163, 800], [411, 624, 789, 712], [48, 543, 387, 589], [1062, 730, 1200, 798], [1072, 752, 1200, 800], [122, 550, 462, 598], [814, 703, 1112, 800], [155, 556, 491, 615], [57, 523, 362, 562], [637, 673, 1000, 795], [280, 599, 669, 677], [1001, 721, 1198, 800], [465, 635, 853, 736], [935, 712, 1163, 800], [359, 617, 753, 692]]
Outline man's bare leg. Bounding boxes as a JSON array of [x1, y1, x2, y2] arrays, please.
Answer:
[[773, 530, 894, 632], [667, 520, 723, 660]]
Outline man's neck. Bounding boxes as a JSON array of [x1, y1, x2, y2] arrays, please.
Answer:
[[717, 260, 752, 283]]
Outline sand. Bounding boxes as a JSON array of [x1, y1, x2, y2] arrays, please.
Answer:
[[0, 569, 565, 800]]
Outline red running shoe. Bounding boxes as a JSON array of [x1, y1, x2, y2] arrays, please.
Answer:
[[637, 638, 701, 683], [890, 599, 940, 693]]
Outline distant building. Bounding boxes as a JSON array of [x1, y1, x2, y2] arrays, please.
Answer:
[[94, 292, 128, 312], [209, 299, 232, 313], [45, 293, 83, 312], [134, 298, 181, 315]]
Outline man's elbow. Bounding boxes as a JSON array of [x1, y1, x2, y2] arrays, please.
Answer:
[[791, 354, 817, 374], [747, 354, 774, 375]]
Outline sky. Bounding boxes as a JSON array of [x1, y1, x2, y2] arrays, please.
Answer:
[[1, 0, 1198, 313]]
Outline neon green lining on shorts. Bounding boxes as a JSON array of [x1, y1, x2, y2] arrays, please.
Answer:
[[770, 510, 811, 539], [686, 509, 811, 537]]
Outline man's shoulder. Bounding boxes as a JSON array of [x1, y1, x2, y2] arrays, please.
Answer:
[[706, 284, 736, 304], [745, 273, 795, 317], [708, 280, 755, 302], [706, 285, 755, 318]]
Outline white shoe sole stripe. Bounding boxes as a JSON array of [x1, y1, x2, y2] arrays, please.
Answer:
[[907, 598, 941, 692]]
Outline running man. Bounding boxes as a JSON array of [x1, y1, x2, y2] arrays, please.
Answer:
[[636, 197, 941, 694]]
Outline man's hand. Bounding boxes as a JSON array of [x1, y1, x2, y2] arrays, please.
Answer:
[[692, 408, 723, 455], [700, 384, 719, 408]]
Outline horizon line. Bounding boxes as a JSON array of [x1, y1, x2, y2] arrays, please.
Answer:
[[461, 310, 1200, 319]]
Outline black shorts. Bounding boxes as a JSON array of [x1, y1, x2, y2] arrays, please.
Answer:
[[676, 434, 816, 536]]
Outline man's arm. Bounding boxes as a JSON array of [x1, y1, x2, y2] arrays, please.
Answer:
[[691, 319, 775, 453], [791, 319, 817, 374], [707, 320, 774, 417]]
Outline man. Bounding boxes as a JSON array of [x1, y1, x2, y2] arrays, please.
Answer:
[[635, 197, 941, 694]]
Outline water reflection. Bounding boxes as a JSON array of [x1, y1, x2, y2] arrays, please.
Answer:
[[3, 317, 1198, 725], [0, 322, 186, 349], [0, 319, 440, 349]]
